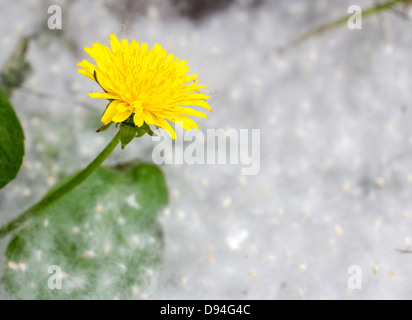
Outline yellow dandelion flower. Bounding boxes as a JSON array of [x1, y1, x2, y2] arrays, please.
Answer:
[[77, 34, 211, 139]]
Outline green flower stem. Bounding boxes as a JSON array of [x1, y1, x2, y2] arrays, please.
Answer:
[[0, 131, 120, 238], [279, 0, 405, 53]]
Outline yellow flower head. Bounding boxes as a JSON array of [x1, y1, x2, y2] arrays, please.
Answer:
[[77, 34, 211, 139]]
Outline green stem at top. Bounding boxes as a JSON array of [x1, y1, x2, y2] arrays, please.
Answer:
[[0, 131, 120, 238], [279, 0, 405, 53]]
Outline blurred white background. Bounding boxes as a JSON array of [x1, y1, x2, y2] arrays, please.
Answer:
[[1, 0, 412, 299]]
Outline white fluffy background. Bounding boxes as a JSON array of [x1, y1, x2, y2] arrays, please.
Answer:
[[1, 0, 412, 299]]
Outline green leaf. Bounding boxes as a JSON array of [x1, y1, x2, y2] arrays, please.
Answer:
[[0, 88, 24, 189], [3, 163, 168, 299], [0, 36, 31, 96], [119, 123, 138, 149], [96, 121, 113, 132]]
